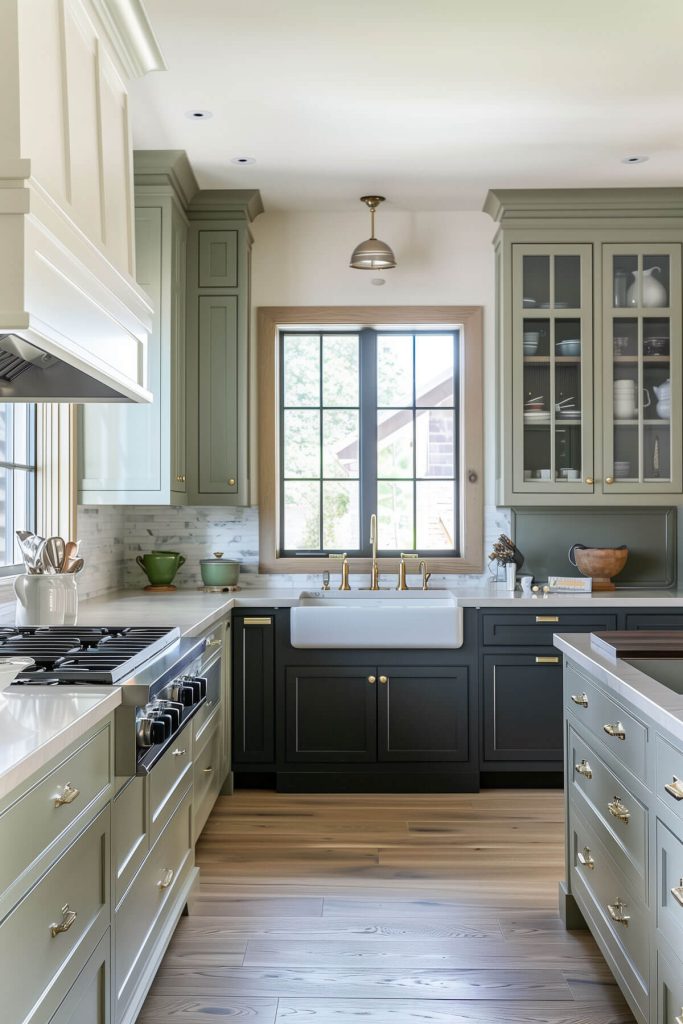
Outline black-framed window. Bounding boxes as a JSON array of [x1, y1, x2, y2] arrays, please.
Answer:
[[0, 404, 37, 574], [279, 329, 459, 557]]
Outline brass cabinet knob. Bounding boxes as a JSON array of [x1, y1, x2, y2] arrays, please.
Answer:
[[171, 747, 187, 757], [157, 868, 174, 890], [203, 766, 214, 774], [571, 692, 589, 707], [228, 478, 236, 486], [577, 847, 594, 869], [53, 782, 79, 808], [379, 675, 388, 684], [585, 476, 594, 485], [50, 904, 77, 937], [608, 796, 631, 823], [575, 759, 593, 779], [607, 899, 630, 925], [605, 476, 614, 485], [175, 474, 186, 483], [665, 776, 683, 801], [603, 722, 626, 740], [368, 675, 376, 684]]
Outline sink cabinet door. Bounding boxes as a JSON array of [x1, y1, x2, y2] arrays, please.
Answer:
[[482, 653, 563, 764], [285, 667, 377, 763], [377, 667, 469, 762]]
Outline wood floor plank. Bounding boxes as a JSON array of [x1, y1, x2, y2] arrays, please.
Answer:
[[137, 994, 278, 1022], [152, 965, 575, 1000], [173, 915, 506, 941], [275, 998, 634, 1023]]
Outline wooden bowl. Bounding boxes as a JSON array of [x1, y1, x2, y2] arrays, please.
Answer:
[[570, 546, 629, 591]]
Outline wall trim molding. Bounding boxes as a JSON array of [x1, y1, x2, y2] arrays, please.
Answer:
[[90, 0, 166, 78]]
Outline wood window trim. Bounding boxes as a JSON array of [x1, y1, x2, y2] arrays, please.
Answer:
[[257, 306, 483, 575]]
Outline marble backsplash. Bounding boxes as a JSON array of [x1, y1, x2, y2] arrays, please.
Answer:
[[76, 503, 511, 594]]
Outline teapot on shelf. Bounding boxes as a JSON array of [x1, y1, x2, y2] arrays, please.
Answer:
[[653, 378, 671, 420], [626, 266, 667, 308]]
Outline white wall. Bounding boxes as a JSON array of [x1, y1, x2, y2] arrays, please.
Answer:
[[251, 207, 503, 551]]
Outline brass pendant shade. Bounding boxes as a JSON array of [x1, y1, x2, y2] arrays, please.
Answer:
[[349, 196, 396, 270]]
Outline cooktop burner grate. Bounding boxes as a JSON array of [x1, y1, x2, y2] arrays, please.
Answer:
[[5, 626, 181, 684]]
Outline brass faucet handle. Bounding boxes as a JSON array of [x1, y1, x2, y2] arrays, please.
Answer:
[[339, 554, 351, 591], [418, 560, 431, 590]]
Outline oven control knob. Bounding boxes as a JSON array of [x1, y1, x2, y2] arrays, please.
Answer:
[[184, 679, 203, 703], [158, 701, 182, 730], [136, 716, 153, 748], [184, 675, 207, 700], [149, 710, 172, 740]]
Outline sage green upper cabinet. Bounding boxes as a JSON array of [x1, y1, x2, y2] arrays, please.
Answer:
[[186, 191, 263, 506], [484, 188, 683, 506], [78, 152, 198, 504]]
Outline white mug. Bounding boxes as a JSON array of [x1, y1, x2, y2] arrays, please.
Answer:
[[14, 574, 78, 626]]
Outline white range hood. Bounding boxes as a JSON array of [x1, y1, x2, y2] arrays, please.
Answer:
[[0, 0, 165, 402]]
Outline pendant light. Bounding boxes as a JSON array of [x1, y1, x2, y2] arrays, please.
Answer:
[[349, 196, 397, 270]]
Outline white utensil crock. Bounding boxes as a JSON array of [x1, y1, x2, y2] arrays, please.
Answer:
[[14, 574, 78, 626], [505, 563, 517, 591]]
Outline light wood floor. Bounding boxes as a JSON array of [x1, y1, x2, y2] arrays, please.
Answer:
[[139, 789, 634, 1024]]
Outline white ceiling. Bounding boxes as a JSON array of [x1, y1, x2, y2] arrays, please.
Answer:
[[130, 0, 683, 213]]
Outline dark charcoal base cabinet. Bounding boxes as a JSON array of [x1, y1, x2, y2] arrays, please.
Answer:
[[231, 604, 683, 793], [233, 608, 478, 792]]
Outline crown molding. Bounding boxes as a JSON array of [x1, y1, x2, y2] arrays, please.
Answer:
[[134, 150, 199, 208], [484, 187, 683, 223], [187, 189, 264, 222], [90, 0, 166, 78]]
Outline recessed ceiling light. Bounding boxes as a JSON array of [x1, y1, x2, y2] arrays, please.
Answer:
[[371, 278, 386, 286], [231, 156, 256, 166], [185, 110, 212, 120], [621, 155, 649, 164]]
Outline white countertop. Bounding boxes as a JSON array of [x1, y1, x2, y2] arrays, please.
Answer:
[[70, 585, 683, 637], [0, 688, 121, 802], [554, 632, 683, 739]]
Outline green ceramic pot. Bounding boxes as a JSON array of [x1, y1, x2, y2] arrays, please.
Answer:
[[200, 552, 240, 587], [136, 551, 185, 587]]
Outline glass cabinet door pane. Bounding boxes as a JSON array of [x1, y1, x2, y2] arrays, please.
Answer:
[[613, 253, 670, 309], [522, 255, 550, 309], [605, 243, 680, 493], [554, 255, 581, 309]]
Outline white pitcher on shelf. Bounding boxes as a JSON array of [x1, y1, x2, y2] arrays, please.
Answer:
[[626, 266, 667, 308]]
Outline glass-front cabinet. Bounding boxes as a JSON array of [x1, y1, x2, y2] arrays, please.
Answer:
[[512, 244, 593, 494], [487, 187, 683, 506], [602, 244, 682, 494]]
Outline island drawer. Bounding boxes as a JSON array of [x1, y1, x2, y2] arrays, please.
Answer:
[[569, 808, 649, 1010], [0, 805, 110, 1024], [149, 722, 193, 846], [657, 948, 683, 1024], [656, 818, 683, 956], [565, 662, 647, 781], [0, 722, 112, 914], [656, 734, 683, 826], [481, 610, 617, 647], [568, 728, 647, 897]]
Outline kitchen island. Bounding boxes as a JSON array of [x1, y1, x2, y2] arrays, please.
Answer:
[[554, 630, 683, 1024]]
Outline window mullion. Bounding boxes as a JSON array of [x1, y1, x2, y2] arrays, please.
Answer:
[[359, 328, 377, 557]]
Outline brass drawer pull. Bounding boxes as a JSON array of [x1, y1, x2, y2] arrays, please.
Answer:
[[575, 759, 593, 779], [671, 879, 683, 908], [603, 722, 626, 740], [379, 675, 389, 684], [665, 776, 683, 801], [577, 847, 595, 869], [53, 782, 80, 808], [536, 656, 559, 664], [571, 692, 589, 707], [203, 766, 214, 774], [228, 478, 236, 486], [368, 675, 376, 684], [536, 615, 559, 623], [171, 748, 187, 757], [608, 796, 631, 823], [244, 617, 272, 626], [607, 899, 630, 926], [50, 904, 77, 937], [157, 868, 174, 890], [207, 639, 222, 648]]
